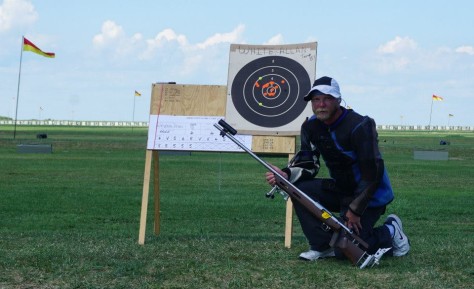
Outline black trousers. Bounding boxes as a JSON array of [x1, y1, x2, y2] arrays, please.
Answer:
[[292, 178, 393, 256]]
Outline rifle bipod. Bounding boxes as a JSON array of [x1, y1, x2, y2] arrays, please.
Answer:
[[358, 248, 392, 269], [265, 186, 289, 201]]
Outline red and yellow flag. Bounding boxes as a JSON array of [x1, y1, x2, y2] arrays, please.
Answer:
[[23, 37, 55, 58], [432, 94, 443, 101]]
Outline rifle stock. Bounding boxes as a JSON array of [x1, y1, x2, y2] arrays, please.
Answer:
[[274, 167, 370, 265], [214, 120, 374, 266]]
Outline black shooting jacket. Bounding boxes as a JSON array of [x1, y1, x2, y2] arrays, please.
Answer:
[[300, 107, 394, 216]]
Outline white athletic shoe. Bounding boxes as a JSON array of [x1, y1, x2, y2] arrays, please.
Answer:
[[385, 214, 410, 257], [299, 248, 335, 261]]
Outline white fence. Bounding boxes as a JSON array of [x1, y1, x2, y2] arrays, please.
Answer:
[[0, 120, 148, 127], [377, 125, 474, 131], [0, 120, 473, 131]]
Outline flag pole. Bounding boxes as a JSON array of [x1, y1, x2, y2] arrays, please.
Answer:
[[132, 91, 137, 132], [132, 92, 136, 123], [13, 36, 24, 139], [428, 96, 434, 130]]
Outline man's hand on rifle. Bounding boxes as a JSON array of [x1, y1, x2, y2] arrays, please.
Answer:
[[345, 210, 362, 235], [265, 164, 288, 186]]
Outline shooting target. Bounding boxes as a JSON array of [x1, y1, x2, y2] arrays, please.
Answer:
[[226, 43, 317, 134], [231, 56, 310, 128]]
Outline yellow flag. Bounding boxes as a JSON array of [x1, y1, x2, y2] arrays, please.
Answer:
[[432, 94, 443, 101], [134, 90, 141, 97], [23, 37, 55, 58]]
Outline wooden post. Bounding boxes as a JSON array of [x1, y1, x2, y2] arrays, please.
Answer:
[[153, 151, 160, 235], [284, 153, 294, 248], [138, 150, 153, 245], [285, 199, 294, 248]]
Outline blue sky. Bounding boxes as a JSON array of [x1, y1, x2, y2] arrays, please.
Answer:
[[1, 0, 473, 126]]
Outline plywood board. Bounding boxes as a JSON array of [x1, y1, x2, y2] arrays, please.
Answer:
[[147, 83, 297, 154], [252, 136, 295, 154], [150, 83, 227, 116]]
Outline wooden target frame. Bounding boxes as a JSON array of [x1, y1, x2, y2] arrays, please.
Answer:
[[138, 42, 317, 248], [138, 83, 298, 247]]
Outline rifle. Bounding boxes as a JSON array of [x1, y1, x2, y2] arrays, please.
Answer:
[[214, 119, 390, 269]]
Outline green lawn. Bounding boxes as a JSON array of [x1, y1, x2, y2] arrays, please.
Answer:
[[0, 126, 473, 289]]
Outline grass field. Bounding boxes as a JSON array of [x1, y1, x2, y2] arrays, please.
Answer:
[[0, 125, 473, 289]]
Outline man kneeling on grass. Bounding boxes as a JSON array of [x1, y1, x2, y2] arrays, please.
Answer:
[[265, 76, 410, 261]]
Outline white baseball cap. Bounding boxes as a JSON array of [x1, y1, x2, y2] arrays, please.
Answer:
[[304, 76, 341, 101]]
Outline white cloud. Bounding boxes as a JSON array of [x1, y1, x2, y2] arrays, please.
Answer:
[[92, 20, 125, 47], [377, 36, 417, 54], [92, 22, 244, 62], [89, 22, 245, 81], [130, 33, 143, 44], [92, 20, 146, 60], [178, 25, 245, 79], [195, 24, 245, 49], [180, 54, 204, 76], [373, 37, 473, 74], [152, 28, 187, 46], [455, 45, 474, 55], [264, 34, 284, 45], [373, 36, 420, 72], [136, 25, 245, 81], [0, 0, 37, 32], [138, 28, 188, 60]]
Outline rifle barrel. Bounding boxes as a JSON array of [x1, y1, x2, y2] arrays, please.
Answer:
[[213, 120, 366, 247]]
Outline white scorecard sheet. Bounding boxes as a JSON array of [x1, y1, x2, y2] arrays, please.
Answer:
[[147, 115, 252, 152]]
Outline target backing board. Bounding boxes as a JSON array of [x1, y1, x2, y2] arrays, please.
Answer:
[[226, 42, 317, 135]]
